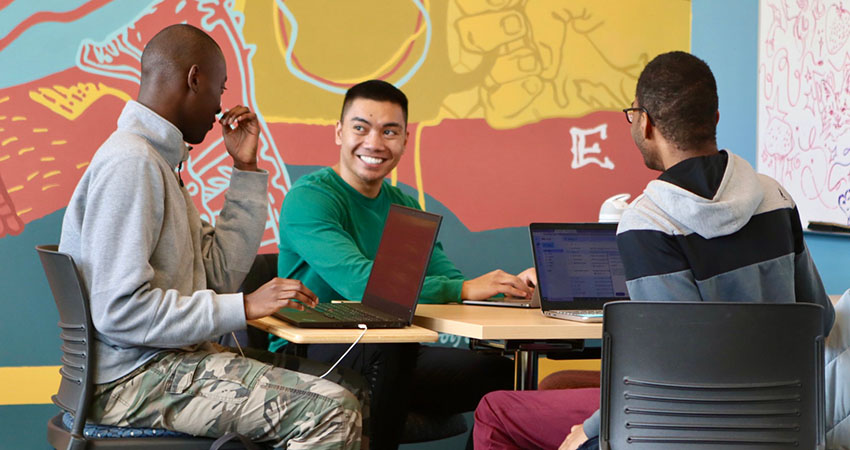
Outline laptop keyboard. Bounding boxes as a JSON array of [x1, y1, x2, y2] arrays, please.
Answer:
[[313, 303, 397, 322], [551, 309, 603, 317]]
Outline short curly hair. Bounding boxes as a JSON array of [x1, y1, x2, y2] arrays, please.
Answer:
[[636, 51, 718, 150]]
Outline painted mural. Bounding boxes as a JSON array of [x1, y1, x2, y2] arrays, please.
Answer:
[[0, 0, 689, 252], [758, 0, 850, 226]]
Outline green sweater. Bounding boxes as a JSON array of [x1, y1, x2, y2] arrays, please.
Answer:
[[272, 167, 464, 351]]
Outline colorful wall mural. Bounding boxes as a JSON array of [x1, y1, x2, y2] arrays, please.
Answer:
[[0, 0, 689, 247], [0, 1, 690, 447]]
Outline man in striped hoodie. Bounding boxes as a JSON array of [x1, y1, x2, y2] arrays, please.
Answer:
[[474, 51, 836, 450]]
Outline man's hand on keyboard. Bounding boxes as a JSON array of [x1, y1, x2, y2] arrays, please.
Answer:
[[461, 269, 535, 300], [244, 278, 319, 320]]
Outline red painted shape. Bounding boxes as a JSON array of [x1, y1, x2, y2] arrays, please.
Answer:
[[0, 68, 129, 226], [418, 114, 656, 231], [0, 0, 112, 52], [0, 173, 24, 237]]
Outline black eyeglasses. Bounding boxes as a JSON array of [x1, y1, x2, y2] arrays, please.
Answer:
[[622, 106, 652, 124]]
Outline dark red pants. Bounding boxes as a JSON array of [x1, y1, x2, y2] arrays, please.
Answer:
[[474, 388, 600, 450]]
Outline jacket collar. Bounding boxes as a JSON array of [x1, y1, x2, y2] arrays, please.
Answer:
[[117, 100, 189, 169]]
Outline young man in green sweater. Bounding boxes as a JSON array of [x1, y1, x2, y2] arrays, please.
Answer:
[[276, 80, 535, 449]]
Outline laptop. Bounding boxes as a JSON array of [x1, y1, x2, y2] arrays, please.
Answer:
[[532, 223, 629, 322], [274, 204, 442, 328], [462, 289, 540, 308]]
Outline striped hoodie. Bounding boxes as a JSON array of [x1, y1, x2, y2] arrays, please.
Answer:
[[616, 150, 834, 334], [582, 150, 836, 440]]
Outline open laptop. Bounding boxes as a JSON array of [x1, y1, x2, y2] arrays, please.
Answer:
[[274, 204, 442, 328], [532, 223, 629, 322]]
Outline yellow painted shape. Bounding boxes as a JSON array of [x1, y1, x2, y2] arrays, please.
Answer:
[[18, 146, 34, 155], [261, 116, 335, 126], [538, 357, 601, 383], [0, 116, 5, 120], [33, 128, 48, 133], [42, 184, 59, 191], [43, 170, 61, 179], [412, 113, 446, 209], [2, 136, 18, 146], [51, 140, 67, 146], [27, 171, 39, 181], [0, 366, 59, 405], [8, 185, 22, 192], [41, 156, 55, 162], [0, 155, 9, 162], [267, 1, 428, 84], [11, 116, 26, 121], [29, 82, 131, 121], [16, 207, 32, 215], [76, 161, 89, 169], [0, 96, 8, 104]]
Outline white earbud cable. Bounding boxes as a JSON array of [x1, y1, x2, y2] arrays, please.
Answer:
[[320, 324, 368, 378]]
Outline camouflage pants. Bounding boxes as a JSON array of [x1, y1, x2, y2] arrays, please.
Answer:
[[87, 342, 368, 449]]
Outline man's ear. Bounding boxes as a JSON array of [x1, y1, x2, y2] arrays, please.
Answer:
[[642, 114, 653, 140], [187, 64, 200, 93], [715, 110, 720, 125], [334, 120, 343, 146]]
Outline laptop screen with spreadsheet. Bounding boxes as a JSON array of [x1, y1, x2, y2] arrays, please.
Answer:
[[530, 223, 629, 311]]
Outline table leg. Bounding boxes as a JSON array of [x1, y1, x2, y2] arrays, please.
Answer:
[[514, 349, 539, 390]]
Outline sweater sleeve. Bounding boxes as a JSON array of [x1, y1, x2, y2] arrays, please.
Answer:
[[280, 185, 376, 301], [77, 155, 247, 348], [201, 167, 269, 293], [418, 240, 465, 303]]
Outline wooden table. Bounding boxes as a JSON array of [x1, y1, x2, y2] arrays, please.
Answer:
[[414, 304, 602, 390], [249, 316, 439, 344]]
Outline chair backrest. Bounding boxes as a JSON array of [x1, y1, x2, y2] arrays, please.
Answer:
[[36, 245, 95, 439], [600, 301, 825, 450]]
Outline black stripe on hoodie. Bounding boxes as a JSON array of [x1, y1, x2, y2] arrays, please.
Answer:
[[618, 207, 804, 282]]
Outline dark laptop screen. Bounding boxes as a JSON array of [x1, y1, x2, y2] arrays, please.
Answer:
[[361, 204, 442, 320], [531, 224, 628, 305]]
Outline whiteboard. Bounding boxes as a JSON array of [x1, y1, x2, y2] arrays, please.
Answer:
[[757, 0, 850, 226]]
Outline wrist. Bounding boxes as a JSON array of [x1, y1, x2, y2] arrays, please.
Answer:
[[460, 281, 470, 300], [234, 161, 258, 172]]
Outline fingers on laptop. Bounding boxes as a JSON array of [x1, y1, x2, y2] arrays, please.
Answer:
[[489, 269, 534, 298]]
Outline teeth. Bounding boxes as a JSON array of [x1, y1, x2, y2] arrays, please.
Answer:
[[359, 155, 383, 164]]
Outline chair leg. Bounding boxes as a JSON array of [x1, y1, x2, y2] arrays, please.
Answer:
[[67, 435, 87, 450]]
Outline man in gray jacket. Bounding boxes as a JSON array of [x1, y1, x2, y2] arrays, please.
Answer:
[[60, 24, 365, 449]]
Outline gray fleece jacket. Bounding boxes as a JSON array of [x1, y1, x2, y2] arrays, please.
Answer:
[[60, 100, 268, 384]]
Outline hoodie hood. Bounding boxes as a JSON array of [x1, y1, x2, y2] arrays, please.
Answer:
[[643, 151, 763, 239]]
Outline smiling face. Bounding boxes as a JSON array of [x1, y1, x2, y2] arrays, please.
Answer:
[[334, 98, 408, 197]]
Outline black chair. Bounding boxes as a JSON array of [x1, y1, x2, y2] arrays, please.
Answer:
[[230, 253, 469, 443], [37, 245, 248, 449], [599, 301, 826, 450]]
